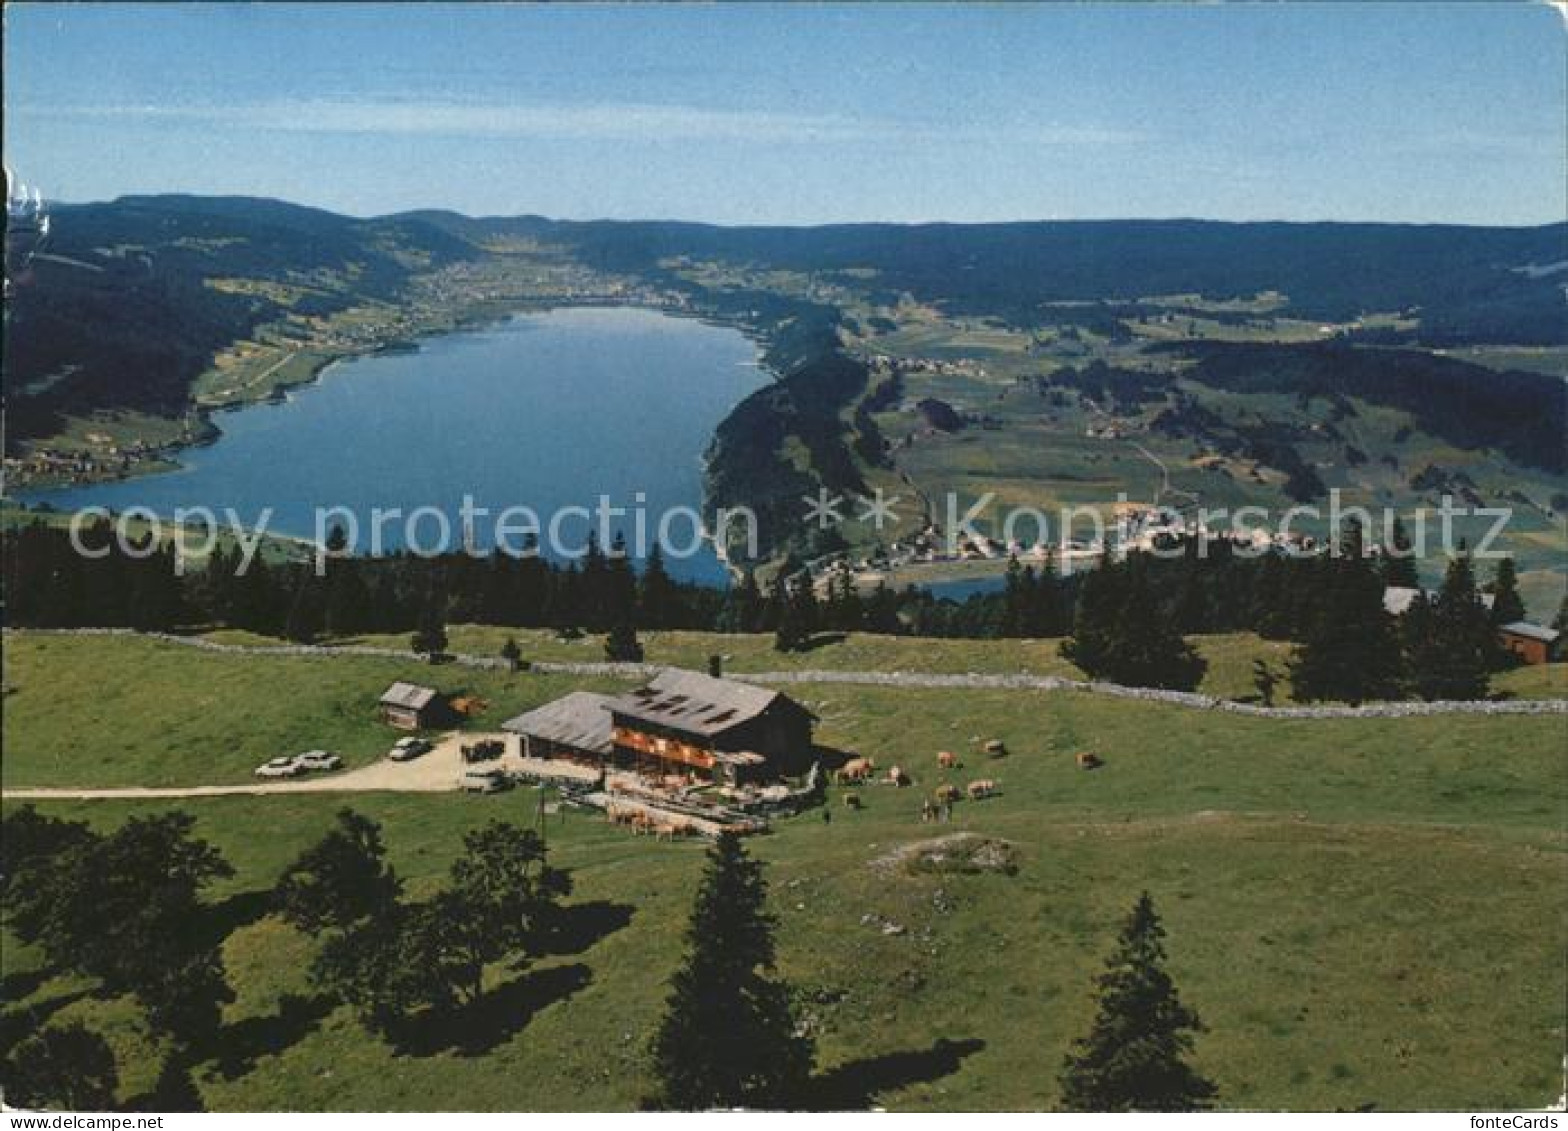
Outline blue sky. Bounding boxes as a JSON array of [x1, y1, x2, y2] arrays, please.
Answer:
[[4, 2, 1564, 225]]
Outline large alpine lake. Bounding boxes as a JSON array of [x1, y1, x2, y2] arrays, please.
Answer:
[[20, 307, 767, 584]]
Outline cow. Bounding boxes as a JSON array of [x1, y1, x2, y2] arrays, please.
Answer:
[[1075, 752, 1103, 770], [842, 792, 862, 809], [937, 750, 958, 769], [933, 783, 961, 804], [886, 765, 912, 787], [836, 756, 875, 785], [983, 739, 1007, 758], [966, 778, 997, 800]]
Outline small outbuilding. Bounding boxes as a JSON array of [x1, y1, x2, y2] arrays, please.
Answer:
[[379, 682, 442, 730], [1497, 622, 1562, 666]]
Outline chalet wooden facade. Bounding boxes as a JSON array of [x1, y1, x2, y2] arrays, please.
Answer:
[[606, 669, 816, 784], [1497, 622, 1561, 666]]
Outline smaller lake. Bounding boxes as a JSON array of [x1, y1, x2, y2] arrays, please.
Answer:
[[18, 307, 768, 584]]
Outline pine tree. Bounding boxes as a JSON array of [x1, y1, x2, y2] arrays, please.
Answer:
[[646, 834, 813, 1110], [639, 544, 678, 630], [1289, 520, 1402, 704], [410, 598, 448, 660], [1059, 893, 1216, 1112], [773, 576, 804, 653], [1406, 553, 1495, 699], [1104, 556, 1206, 691], [1380, 516, 1420, 588], [1486, 557, 1526, 627], [1060, 552, 1122, 676], [604, 620, 645, 662]]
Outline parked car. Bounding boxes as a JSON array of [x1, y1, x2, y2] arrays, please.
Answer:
[[389, 737, 432, 762], [254, 755, 303, 779], [294, 750, 343, 773], [459, 767, 511, 794]]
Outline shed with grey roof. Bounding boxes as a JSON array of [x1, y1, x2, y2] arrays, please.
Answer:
[[502, 691, 617, 766], [379, 682, 442, 730]]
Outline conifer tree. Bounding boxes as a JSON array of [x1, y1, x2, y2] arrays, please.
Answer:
[[1289, 520, 1402, 704], [1486, 557, 1526, 627], [1405, 553, 1495, 699], [1059, 893, 1216, 1112], [639, 544, 678, 630], [1060, 551, 1122, 676], [1380, 516, 1420, 588], [646, 834, 813, 1110]]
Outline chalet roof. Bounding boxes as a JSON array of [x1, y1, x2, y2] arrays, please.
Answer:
[[608, 668, 807, 738], [380, 682, 439, 711], [1499, 621, 1561, 645], [502, 691, 616, 754]]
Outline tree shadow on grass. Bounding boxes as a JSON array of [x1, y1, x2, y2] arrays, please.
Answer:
[[802, 1037, 986, 1110], [197, 889, 275, 950], [390, 962, 593, 1059], [207, 992, 337, 1081], [535, 899, 634, 959], [0, 989, 94, 1060]]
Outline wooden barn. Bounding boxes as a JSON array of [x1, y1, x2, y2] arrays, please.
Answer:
[[607, 669, 816, 784], [379, 682, 442, 730], [502, 691, 616, 768], [1497, 621, 1561, 666]]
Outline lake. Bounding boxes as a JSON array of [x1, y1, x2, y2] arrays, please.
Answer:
[[18, 307, 768, 584]]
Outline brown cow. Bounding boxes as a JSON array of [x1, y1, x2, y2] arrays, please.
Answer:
[[937, 750, 958, 769], [836, 756, 875, 785], [1075, 752, 1103, 770]]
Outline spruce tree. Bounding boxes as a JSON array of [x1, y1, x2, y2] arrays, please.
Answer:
[[646, 833, 813, 1110], [1486, 557, 1526, 627], [410, 600, 448, 660], [1060, 552, 1122, 676], [1059, 892, 1216, 1112], [1406, 553, 1495, 699], [1288, 520, 1402, 704], [639, 544, 678, 630], [1380, 516, 1420, 588]]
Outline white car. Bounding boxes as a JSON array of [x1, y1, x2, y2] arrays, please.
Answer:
[[294, 750, 343, 773], [254, 755, 303, 779], [389, 737, 432, 762], [460, 768, 511, 794]]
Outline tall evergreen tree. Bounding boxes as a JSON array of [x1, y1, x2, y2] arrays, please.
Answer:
[[1060, 552, 1122, 676], [1059, 893, 1216, 1112], [1380, 516, 1420, 588], [1288, 520, 1402, 704], [646, 833, 813, 1110], [1405, 553, 1495, 699], [1486, 557, 1526, 627], [639, 544, 679, 630]]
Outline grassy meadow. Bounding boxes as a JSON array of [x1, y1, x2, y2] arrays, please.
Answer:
[[2, 631, 1565, 1110]]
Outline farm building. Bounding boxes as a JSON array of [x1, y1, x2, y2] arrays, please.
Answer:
[[1497, 621, 1561, 666], [607, 668, 816, 785], [378, 682, 442, 730], [502, 691, 616, 767]]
